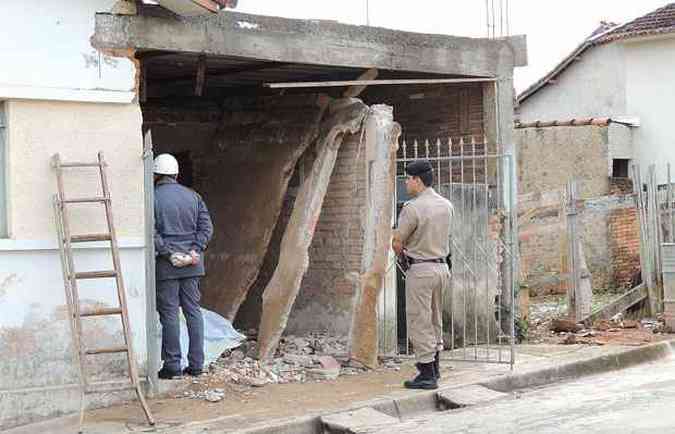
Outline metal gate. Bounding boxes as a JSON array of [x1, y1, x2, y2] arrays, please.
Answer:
[[379, 136, 517, 366]]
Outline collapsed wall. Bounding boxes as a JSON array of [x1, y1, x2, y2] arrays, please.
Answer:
[[143, 95, 327, 321], [256, 98, 370, 360]]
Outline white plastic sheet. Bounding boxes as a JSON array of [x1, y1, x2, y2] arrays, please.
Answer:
[[156, 307, 247, 369]]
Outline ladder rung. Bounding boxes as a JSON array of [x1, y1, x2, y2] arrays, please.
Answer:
[[85, 345, 128, 355], [63, 197, 109, 204], [85, 382, 135, 394], [80, 307, 123, 317], [59, 162, 102, 168], [70, 233, 112, 243], [74, 270, 118, 279]]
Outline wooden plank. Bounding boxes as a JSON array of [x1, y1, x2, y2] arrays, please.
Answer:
[[85, 345, 128, 355], [265, 77, 497, 89], [63, 197, 109, 204], [342, 68, 378, 98], [194, 55, 207, 96], [71, 233, 112, 243], [74, 270, 117, 279], [582, 284, 648, 326], [80, 307, 123, 317]]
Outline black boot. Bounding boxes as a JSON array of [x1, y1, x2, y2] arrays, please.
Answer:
[[403, 362, 438, 390], [433, 351, 441, 381], [158, 366, 182, 380], [183, 367, 204, 377]]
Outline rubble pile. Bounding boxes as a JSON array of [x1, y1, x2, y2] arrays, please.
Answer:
[[547, 313, 666, 346], [178, 332, 403, 402]]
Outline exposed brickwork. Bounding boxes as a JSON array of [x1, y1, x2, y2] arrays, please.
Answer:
[[609, 177, 634, 195], [286, 133, 367, 335], [364, 83, 484, 143], [608, 207, 641, 290], [515, 125, 644, 296]]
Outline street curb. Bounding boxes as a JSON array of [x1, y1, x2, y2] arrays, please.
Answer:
[[235, 341, 674, 434], [483, 340, 674, 393]]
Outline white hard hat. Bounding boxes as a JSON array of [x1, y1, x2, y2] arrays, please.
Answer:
[[153, 153, 179, 175]]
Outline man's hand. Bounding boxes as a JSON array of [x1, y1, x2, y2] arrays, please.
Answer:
[[392, 231, 403, 256], [189, 250, 201, 265]]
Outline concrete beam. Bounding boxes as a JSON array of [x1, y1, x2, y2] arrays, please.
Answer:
[[92, 12, 527, 78], [348, 105, 400, 368]]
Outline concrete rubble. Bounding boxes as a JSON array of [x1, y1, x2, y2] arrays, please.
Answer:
[[176, 331, 404, 403], [528, 294, 668, 346]]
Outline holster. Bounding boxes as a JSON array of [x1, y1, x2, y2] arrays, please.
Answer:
[[446, 253, 452, 271], [397, 254, 411, 272]]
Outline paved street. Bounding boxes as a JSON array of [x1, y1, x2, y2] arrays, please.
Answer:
[[382, 356, 675, 433]]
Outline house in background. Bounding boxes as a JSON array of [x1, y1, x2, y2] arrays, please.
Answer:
[[514, 3, 675, 300], [517, 3, 675, 182]]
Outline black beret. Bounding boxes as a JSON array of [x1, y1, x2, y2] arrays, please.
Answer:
[[405, 160, 433, 176]]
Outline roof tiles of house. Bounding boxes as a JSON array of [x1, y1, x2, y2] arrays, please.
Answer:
[[597, 3, 675, 43], [518, 4, 675, 104]]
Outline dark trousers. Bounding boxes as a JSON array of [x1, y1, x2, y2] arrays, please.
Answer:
[[156, 277, 204, 372]]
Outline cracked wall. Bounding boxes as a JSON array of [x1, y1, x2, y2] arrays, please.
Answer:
[[143, 94, 327, 323]]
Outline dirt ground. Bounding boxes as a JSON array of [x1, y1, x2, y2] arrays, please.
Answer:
[[86, 361, 474, 431]]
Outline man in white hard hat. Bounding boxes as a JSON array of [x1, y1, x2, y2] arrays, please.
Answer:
[[153, 153, 213, 379]]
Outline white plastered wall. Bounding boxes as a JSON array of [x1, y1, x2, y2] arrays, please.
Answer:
[[0, 99, 147, 429], [624, 36, 675, 182]]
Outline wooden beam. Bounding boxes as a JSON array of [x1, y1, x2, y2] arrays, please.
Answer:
[[150, 61, 289, 85], [266, 77, 497, 89], [194, 55, 207, 96], [343, 68, 378, 98], [191, 0, 221, 13], [582, 284, 648, 326]]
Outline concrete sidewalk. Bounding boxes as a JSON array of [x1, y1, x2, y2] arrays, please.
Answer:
[[4, 342, 673, 434]]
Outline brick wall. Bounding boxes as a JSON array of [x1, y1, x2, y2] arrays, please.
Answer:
[[516, 125, 641, 296], [286, 132, 367, 336], [609, 177, 634, 195], [608, 207, 641, 289], [363, 83, 484, 143]]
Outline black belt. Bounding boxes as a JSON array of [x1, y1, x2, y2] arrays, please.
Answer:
[[408, 257, 446, 265]]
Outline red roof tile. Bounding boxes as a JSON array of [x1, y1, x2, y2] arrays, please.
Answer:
[[598, 3, 675, 43]]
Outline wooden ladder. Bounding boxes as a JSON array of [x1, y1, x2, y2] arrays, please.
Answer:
[[52, 152, 154, 433]]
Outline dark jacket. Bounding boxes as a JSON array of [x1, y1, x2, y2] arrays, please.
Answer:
[[154, 177, 214, 281]]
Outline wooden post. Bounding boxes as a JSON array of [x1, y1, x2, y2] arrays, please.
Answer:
[[565, 180, 582, 320]]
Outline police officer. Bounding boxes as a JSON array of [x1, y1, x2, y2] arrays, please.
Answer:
[[393, 160, 453, 390], [154, 153, 214, 379]]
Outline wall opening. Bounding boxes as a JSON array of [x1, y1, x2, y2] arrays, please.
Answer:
[[612, 158, 630, 178]]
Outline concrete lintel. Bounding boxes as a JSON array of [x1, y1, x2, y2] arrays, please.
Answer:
[[92, 12, 527, 77]]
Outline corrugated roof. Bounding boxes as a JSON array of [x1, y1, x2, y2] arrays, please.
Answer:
[[518, 3, 675, 105], [597, 3, 675, 43]]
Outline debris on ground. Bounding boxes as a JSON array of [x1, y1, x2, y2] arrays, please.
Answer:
[[528, 294, 669, 346], [175, 332, 405, 402]]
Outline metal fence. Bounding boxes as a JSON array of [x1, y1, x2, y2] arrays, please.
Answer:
[[378, 136, 517, 366]]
